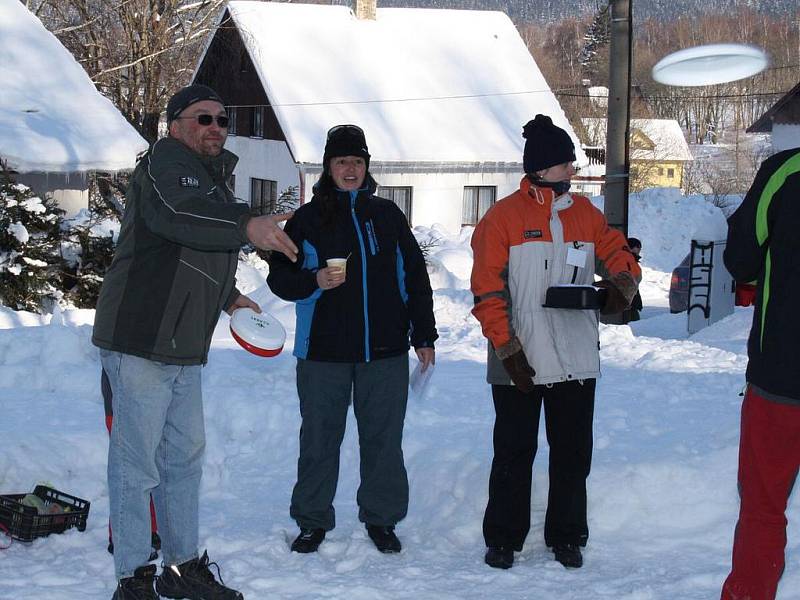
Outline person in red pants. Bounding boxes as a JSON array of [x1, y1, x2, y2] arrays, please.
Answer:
[[721, 147, 800, 600], [102, 368, 161, 561]]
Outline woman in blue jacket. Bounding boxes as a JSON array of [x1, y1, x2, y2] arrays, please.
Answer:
[[268, 124, 437, 555]]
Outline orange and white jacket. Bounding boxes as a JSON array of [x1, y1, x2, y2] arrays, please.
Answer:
[[471, 177, 641, 385]]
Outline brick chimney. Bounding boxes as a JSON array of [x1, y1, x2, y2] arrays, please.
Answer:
[[354, 0, 376, 20]]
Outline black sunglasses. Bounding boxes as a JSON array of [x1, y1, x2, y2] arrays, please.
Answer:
[[327, 124, 363, 140], [176, 114, 229, 128]]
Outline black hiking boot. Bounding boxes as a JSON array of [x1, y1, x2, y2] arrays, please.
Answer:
[[155, 550, 243, 599], [290, 528, 326, 553], [484, 546, 514, 569], [108, 532, 161, 562], [111, 564, 158, 600], [552, 543, 583, 569], [366, 525, 401, 553]]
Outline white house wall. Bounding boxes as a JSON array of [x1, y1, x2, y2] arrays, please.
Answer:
[[225, 135, 300, 203], [771, 124, 800, 153], [300, 168, 524, 235], [15, 171, 89, 218]]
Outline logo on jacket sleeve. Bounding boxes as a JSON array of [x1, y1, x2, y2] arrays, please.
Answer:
[[523, 230, 543, 239], [179, 176, 200, 188]]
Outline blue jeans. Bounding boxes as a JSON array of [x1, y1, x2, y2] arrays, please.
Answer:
[[101, 350, 204, 580]]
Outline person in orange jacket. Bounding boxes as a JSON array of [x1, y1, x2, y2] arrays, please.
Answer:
[[470, 114, 641, 571]]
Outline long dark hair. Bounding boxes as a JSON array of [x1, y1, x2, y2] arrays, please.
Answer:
[[313, 170, 378, 229]]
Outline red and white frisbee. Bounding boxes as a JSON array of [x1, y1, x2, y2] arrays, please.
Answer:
[[229, 308, 286, 357]]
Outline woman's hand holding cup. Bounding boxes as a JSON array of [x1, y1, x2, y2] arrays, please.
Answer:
[[317, 259, 347, 291]]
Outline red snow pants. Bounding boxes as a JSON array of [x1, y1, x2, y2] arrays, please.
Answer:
[[721, 387, 800, 600]]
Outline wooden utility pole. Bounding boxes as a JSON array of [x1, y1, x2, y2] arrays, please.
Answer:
[[604, 0, 633, 236]]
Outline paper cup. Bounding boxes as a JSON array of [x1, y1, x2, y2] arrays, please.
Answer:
[[327, 258, 347, 276]]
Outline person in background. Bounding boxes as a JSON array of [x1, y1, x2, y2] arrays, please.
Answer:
[[471, 114, 640, 571], [720, 147, 800, 600], [93, 83, 299, 600], [599, 236, 642, 325], [624, 237, 643, 322], [267, 124, 437, 556]]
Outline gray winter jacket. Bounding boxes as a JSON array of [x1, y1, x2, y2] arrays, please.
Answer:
[[92, 137, 251, 365]]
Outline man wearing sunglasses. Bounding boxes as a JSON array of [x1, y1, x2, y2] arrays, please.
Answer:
[[94, 84, 298, 600]]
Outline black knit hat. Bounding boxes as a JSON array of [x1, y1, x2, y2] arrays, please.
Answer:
[[522, 114, 576, 174], [167, 84, 224, 123], [323, 124, 370, 172]]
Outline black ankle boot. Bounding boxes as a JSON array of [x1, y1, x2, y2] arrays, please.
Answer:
[[484, 546, 514, 569], [290, 528, 326, 553], [553, 543, 583, 568], [366, 524, 401, 553], [112, 564, 158, 600], [155, 550, 243, 599]]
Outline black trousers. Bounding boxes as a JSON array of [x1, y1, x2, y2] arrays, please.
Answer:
[[291, 355, 410, 531], [483, 379, 596, 550]]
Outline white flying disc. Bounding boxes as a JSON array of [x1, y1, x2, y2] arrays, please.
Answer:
[[652, 44, 768, 87], [229, 308, 286, 357]]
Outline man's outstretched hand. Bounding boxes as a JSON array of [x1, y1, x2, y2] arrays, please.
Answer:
[[246, 212, 298, 262]]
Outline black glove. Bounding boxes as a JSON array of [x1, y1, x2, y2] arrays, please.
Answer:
[[595, 279, 629, 315], [502, 350, 536, 394]]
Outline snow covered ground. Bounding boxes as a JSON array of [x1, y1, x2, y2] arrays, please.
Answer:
[[1, 188, 798, 599]]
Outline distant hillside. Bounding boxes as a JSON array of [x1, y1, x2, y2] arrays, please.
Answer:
[[332, 0, 794, 23]]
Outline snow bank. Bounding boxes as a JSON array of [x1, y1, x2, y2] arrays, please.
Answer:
[[593, 188, 729, 273], [3, 190, 800, 600]]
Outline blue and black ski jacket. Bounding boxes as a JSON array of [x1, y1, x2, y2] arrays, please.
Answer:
[[267, 178, 438, 362]]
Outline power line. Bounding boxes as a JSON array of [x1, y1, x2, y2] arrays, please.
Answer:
[[227, 89, 555, 108], [556, 90, 789, 100], [224, 86, 790, 109]]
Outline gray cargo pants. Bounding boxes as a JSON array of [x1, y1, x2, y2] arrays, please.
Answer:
[[291, 354, 410, 531]]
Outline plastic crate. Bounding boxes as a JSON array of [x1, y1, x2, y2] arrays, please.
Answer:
[[0, 485, 90, 542]]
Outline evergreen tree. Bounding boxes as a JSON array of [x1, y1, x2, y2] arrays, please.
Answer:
[[275, 185, 300, 215], [60, 174, 123, 308], [579, 5, 611, 84], [61, 220, 116, 308], [0, 166, 65, 312]]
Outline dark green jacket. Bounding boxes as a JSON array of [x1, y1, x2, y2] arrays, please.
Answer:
[[724, 147, 800, 404], [92, 137, 251, 365]]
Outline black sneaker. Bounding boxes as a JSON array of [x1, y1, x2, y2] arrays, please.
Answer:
[[484, 546, 514, 569], [552, 543, 583, 568], [155, 550, 243, 600], [366, 525, 401, 553], [108, 532, 160, 562], [290, 528, 325, 553], [112, 564, 158, 600]]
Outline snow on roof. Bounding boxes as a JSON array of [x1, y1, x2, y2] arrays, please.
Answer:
[[582, 118, 693, 162], [588, 86, 609, 109], [0, 0, 148, 173], [223, 2, 585, 165]]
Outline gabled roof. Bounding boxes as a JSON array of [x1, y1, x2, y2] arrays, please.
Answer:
[[582, 118, 693, 162], [747, 81, 800, 133], [0, 0, 147, 173], [217, 1, 584, 165]]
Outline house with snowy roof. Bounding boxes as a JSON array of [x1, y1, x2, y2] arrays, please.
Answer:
[[0, 0, 147, 217], [191, 0, 585, 233], [747, 80, 800, 154], [582, 117, 693, 192]]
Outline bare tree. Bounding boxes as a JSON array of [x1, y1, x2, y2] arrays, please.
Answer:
[[28, 0, 226, 142]]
